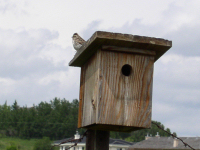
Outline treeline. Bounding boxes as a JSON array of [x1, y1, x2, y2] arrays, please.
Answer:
[[0, 98, 80, 140], [0, 98, 176, 142], [124, 120, 177, 142]]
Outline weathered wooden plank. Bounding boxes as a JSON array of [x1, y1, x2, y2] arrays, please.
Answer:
[[80, 50, 101, 127], [86, 129, 95, 150], [102, 46, 156, 56], [78, 67, 85, 128], [97, 50, 154, 128]]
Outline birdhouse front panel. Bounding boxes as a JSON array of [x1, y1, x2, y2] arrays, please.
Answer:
[[78, 48, 155, 132], [98, 50, 154, 128]]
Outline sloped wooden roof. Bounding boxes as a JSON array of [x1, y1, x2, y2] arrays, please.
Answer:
[[69, 31, 172, 67]]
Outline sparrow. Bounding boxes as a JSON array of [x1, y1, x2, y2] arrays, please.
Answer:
[[72, 33, 86, 51]]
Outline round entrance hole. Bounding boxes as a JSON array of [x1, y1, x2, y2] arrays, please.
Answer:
[[121, 64, 132, 76]]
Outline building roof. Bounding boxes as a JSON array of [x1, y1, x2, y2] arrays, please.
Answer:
[[54, 137, 86, 145], [128, 137, 200, 150], [109, 138, 135, 146], [54, 137, 134, 146]]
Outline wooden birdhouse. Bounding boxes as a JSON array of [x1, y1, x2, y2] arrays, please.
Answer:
[[69, 31, 172, 132]]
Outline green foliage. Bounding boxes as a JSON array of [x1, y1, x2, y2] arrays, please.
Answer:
[[173, 132, 177, 137], [33, 137, 53, 150], [0, 143, 5, 149], [6, 141, 20, 150], [110, 121, 177, 142], [0, 98, 176, 143], [6, 145, 17, 150], [110, 131, 130, 139], [0, 133, 6, 138], [0, 137, 59, 150], [124, 121, 177, 142], [0, 98, 79, 140]]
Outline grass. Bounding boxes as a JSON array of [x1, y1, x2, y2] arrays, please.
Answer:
[[0, 137, 59, 150]]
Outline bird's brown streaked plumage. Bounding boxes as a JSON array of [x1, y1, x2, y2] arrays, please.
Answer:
[[72, 33, 86, 51]]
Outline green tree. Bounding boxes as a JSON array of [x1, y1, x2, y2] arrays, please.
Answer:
[[0, 98, 176, 142], [10, 100, 20, 136], [124, 120, 177, 142], [33, 137, 54, 150]]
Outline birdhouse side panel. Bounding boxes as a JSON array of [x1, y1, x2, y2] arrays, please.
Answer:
[[78, 50, 101, 128], [97, 50, 154, 128], [78, 67, 85, 128]]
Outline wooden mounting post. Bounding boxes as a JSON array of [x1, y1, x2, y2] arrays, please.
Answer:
[[86, 130, 110, 150]]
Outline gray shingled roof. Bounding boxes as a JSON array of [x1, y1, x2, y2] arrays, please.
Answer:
[[177, 137, 200, 149], [129, 137, 200, 150]]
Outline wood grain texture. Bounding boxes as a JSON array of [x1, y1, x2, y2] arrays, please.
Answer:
[[79, 50, 101, 127], [78, 49, 154, 131], [102, 46, 156, 56], [97, 51, 154, 128], [78, 67, 85, 128], [86, 130, 109, 150]]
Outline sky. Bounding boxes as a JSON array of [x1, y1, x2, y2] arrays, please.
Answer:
[[0, 0, 200, 137]]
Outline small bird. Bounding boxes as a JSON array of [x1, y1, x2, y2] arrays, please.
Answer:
[[72, 33, 86, 51]]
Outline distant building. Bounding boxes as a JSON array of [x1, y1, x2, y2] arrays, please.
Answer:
[[54, 131, 135, 150], [128, 132, 200, 150]]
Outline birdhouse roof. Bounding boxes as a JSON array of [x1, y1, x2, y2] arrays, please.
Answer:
[[69, 31, 172, 67]]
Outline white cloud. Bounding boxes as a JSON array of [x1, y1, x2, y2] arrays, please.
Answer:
[[155, 54, 200, 88], [0, 27, 79, 106], [152, 54, 200, 136], [159, 106, 200, 136]]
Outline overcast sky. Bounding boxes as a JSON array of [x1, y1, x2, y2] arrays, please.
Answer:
[[0, 0, 200, 137]]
